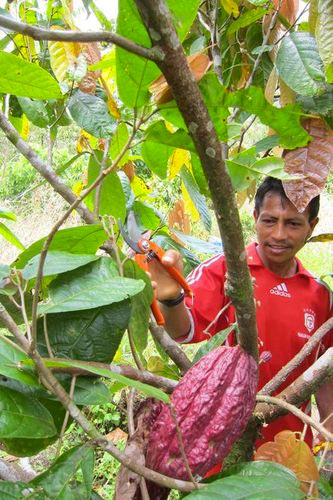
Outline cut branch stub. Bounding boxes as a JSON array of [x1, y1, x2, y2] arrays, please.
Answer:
[[282, 117, 333, 212]]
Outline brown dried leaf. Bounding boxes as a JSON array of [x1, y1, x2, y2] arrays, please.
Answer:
[[282, 118, 333, 212], [150, 53, 211, 104], [123, 160, 135, 182], [106, 428, 128, 443], [168, 199, 191, 234], [271, 0, 299, 24], [255, 430, 319, 495], [79, 72, 97, 94]]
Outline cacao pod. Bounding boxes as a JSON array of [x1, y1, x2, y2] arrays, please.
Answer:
[[146, 345, 258, 480]]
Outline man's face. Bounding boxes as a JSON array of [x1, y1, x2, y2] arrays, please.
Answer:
[[254, 192, 318, 271]]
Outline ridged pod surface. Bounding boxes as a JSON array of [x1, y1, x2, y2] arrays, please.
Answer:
[[146, 345, 258, 480]]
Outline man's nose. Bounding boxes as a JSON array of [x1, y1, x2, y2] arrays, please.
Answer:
[[272, 222, 287, 240]]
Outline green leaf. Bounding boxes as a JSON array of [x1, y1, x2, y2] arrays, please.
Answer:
[[34, 358, 170, 403], [22, 251, 100, 280], [172, 230, 223, 255], [116, 0, 200, 108], [31, 444, 95, 499], [316, 0, 333, 83], [69, 377, 111, 405], [276, 32, 326, 96], [227, 6, 271, 35], [17, 97, 53, 128], [0, 386, 56, 438], [68, 90, 116, 138], [116, 0, 159, 107], [144, 120, 195, 152], [38, 257, 145, 314], [0, 482, 29, 498], [110, 122, 129, 166], [296, 88, 333, 114], [142, 140, 172, 178], [254, 135, 280, 153], [133, 200, 162, 231], [37, 300, 130, 363], [124, 260, 153, 357], [0, 336, 39, 386], [0, 51, 62, 99], [225, 86, 310, 148], [0, 208, 16, 221], [0, 222, 25, 250], [0, 263, 10, 281], [13, 225, 106, 269], [85, 152, 126, 221], [180, 166, 211, 231], [192, 325, 236, 364], [187, 461, 303, 499]]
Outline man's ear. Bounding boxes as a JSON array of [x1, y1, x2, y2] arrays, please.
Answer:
[[308, 216, 319, 236], [253, 209, 259, 223]]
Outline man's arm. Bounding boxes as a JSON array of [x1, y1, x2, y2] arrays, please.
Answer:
[[148, 249, 192, 340]]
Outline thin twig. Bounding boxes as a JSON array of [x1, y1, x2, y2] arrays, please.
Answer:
[[128, 326, 145, 371], [55, 375, 77, 458], [43, 315, 54, 358], [149, 321, 192, 374], [255, 395, 333, 442]]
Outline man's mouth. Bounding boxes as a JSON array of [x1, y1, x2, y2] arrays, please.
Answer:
[[267, 244, 290, 254]]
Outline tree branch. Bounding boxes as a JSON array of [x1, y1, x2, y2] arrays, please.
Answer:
[[0, 111, 96, 225], [135, 0, 258, 360], [0, 15, 164, 62], [259, 318, 333, 396], [256, 394, 333, 442], [149, 321, 192, 374], [255, 348, 333, 422]]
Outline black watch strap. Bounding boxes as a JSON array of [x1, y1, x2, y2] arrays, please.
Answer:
[[159, 292, 185, 307]]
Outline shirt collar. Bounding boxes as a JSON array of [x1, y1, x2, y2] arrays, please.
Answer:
[[246, 242, 313, 278]]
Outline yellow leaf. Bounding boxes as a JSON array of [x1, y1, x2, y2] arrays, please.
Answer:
[[14, 34, 37, 62], [131, 176, 151, 199], [265, 68, 278, 104], [21, 114, 30, 141], [76, 129, 98, 153], [48, 30, 81, 82], [168, 149, 191, 179], [220, 0, 239, 17], [182, 180, 199, 222], [72, 181, 83, 196]]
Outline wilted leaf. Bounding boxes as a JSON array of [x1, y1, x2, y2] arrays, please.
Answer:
[[168, 199, 191, 235], [150, 53, 211, 104], [255, 430, 319, 493], [265, 67, 278, 103], [168, 148, 191, 178], [282, 117, 333, 212], [48, 31, 81, 83], [279, 77, 296, 106], [272, 0, 299, 24]]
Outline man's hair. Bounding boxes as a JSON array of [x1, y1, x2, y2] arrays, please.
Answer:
[[254, 177, 320, 221]]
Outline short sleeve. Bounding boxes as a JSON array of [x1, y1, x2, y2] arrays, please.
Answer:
[[179, 254, 231, 343]]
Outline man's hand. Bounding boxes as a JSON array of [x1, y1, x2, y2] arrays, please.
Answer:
[[147, 249, 184, 302]]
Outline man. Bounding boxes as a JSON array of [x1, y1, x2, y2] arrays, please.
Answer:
[[150, 177, 333, 446]]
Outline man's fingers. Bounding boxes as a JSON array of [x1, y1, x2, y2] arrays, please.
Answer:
[[161, 249, 182, 268]]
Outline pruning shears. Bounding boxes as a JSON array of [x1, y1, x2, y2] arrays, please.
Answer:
[[118, 214, 193, 326]]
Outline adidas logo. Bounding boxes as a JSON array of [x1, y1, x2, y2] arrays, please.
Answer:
[[269, 282, 291, 298]]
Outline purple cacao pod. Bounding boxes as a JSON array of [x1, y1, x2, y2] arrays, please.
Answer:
[[146, 345, 258, 480]]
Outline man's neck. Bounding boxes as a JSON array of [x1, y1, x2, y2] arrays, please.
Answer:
[[256, 245, 298, 278]]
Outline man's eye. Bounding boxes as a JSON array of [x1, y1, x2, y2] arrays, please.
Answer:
[[288, 221, 301, 227], [262, 219, 274, 224]]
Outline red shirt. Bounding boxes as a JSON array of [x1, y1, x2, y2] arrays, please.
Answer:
[[183, 242, 333, 447]]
